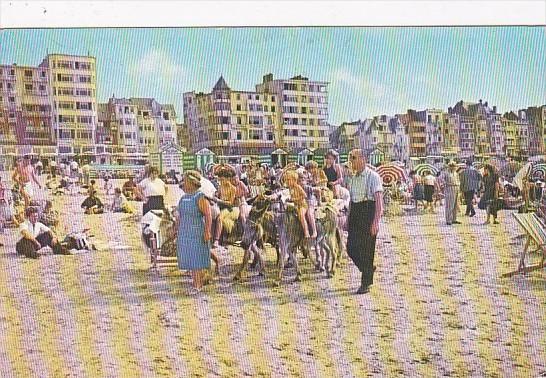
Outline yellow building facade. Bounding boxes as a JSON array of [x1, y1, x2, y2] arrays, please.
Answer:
[[39, 54, 97, 156]]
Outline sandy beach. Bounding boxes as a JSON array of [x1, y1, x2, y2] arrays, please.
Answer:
[[0, 172, 545, 377]]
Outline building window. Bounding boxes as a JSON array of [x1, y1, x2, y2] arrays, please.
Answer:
[[24, 70, 33, 78], [9, 69, 15, 76], [8, 97, 15, 103], [271, 106, 276, 112], [236, 132, 242, 140], [237, 117, 242, 125], [236, 104, 241, 111]]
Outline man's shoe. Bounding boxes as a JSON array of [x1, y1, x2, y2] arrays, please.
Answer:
[[469, 212, 476, 217], [453, 221, 462, 224], [356, 285, 370, 295]]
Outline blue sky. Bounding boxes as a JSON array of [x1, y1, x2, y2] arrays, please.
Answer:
[[1, 27, 544, 124]]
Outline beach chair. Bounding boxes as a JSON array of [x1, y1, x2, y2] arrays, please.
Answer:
[[502, 212, 546, 277], [142, 210, 177, 270]]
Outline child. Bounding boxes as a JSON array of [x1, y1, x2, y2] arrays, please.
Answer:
[[283, 169, 311, 239], [104, 178, 113, 196], [88, 179, 98, 196], [304, 161, 327, 238], [213, 167, 239, 248], [110, 188, 134, 213], [81, 190, 104, 214], [40, 200, 60, 232]]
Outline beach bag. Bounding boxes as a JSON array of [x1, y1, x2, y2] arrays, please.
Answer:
[[63, 233, 90, 250]]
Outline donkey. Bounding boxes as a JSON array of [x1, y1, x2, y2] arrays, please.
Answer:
[[235, 194, 279, 281], [314, 203, 343, 278], [274, 201, 310, 283]]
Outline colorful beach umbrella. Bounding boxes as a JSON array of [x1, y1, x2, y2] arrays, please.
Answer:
[[531, 163, 546, 180], [376, 164, 407, 186], [414, 163, 438, 176], [472, 161, 484, 170]]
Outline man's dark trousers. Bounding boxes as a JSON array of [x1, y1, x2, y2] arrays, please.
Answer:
[[347, 201, 377, 287], [464, 190, 475, 216]]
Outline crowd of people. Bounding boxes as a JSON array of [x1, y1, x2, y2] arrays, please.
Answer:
[[0, 151, 541, 296]]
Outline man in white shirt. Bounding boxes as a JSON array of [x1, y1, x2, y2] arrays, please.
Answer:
[[343, 149, 384, 294], [16, 206, 65, 258]]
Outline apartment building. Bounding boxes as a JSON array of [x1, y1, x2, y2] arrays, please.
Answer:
[[184, 76, 280, 155], [256, 73, 329, 151], [406, 109, 427, 157], [523, 105, 546, 156], [0, 64, 54, 146], [38, 54, 98, 155]]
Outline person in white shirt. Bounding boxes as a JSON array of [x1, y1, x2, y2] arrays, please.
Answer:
[[136, 166, 168, 216], [16, 206, 65, 258], [423, 171, 437, 212]]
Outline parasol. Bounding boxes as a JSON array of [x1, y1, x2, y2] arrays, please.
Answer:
[[472, 161, 484, 170], [376, 163, 407, 186], [531, 163, 546, 180], [414, 163, 438, 176]]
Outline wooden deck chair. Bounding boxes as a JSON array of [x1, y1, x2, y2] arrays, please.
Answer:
[[502, 212, 546, 277]]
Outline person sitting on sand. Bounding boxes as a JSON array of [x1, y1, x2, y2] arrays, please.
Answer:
[[110, 188, 134, 213], [81, 190, 104, 214], [123, 177, 138, 200], [16, 206, 67, 258], [39, 200, 60, 232]]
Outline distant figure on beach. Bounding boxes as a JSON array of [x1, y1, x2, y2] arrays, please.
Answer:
[[459, 160, 482, 217], [442, 161, 461, 226], [81, 190, 105, 215], [12, 156, 42, 206], [136, 167, 167, 216]]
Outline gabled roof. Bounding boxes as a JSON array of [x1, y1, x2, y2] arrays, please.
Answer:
[[159, 141, 186, 153], [213, 76, 230, 91]]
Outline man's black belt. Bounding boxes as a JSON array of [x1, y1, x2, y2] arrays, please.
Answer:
[[351, 200, 375, 204]]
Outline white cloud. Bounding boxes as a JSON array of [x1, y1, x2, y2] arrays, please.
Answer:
[[330, 68, 388, 99], [129, 49, 184, 79]]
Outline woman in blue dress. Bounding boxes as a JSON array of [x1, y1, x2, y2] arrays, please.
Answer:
[[177, 170, 213, 292]]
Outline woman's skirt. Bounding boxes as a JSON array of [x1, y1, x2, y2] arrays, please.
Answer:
[[143, 195, 165, 216]]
